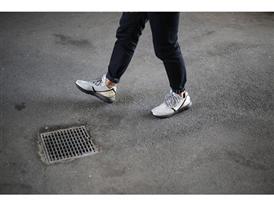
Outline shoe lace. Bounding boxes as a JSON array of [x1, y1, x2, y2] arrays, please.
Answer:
[[92, 78, 102, 86], [164, 91, 181, 108]]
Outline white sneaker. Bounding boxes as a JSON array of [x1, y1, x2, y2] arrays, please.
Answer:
[[75, 74, 117, 103], [151, 90, 192, 118]]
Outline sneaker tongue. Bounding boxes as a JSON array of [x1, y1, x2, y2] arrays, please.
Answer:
[[173, 91, 180, 97]]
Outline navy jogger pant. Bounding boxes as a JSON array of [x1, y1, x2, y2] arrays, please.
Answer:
[[106, 12, 187, 93]]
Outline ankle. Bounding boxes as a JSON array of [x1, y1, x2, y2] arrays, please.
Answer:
[[178, 91, 186, 98], [105, 78, 116, 89]]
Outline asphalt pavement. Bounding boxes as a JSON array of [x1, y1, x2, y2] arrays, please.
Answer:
[[0, 12, 273, 194]]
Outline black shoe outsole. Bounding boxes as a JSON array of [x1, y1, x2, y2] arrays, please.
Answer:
[[151, 102, 192, 119], [75, 83, 114, 104]]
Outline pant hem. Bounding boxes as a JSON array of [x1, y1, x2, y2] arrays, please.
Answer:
[[172, 88, 185, 94], [106, 72, 120, 84]]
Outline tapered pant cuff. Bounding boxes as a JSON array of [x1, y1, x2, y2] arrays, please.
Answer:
[[106, 72, 120, 84]]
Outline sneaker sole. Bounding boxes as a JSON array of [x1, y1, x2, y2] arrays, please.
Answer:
[[75, 83, 115, 104], [151, 101, 192, 119]]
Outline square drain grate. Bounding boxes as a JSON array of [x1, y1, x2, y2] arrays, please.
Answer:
[[39, 126, 97, 164]]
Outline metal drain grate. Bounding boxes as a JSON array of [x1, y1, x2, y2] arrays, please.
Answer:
[[39, 126, 97, 164]]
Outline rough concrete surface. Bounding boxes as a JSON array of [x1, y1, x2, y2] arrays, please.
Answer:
[[0, 12, 273, 194]]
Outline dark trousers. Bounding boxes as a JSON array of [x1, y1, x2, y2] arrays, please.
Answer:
[[106, 12, 187, 93]]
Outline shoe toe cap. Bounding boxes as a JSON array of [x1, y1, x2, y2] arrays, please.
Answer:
[[151, 103, 174, 117], [75, 80, 84, 86], [75, 80, 91, 90]]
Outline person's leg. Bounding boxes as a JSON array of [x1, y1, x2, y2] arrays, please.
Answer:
[[148, 12, 186, 94], [75, 12, 148, 103], [106, 12, 148, 83], [149, 13, 191, 118]]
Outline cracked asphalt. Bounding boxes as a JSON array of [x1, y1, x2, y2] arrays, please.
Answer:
[[0, 12, 274, 194]]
